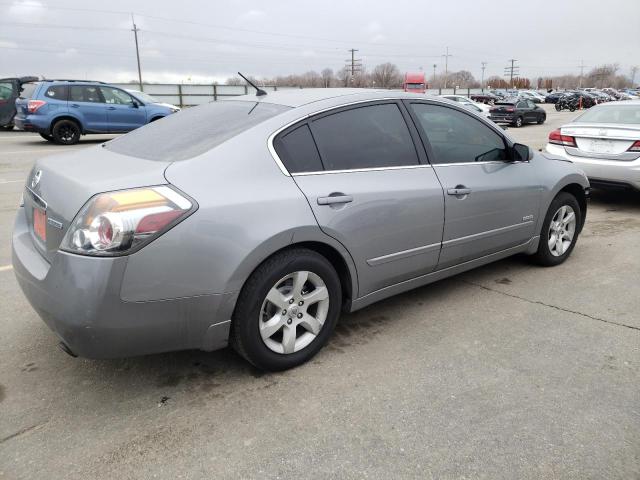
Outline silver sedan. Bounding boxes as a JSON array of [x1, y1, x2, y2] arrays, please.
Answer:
[[545, 100, 640, 190], [13, 89, 589, 370]]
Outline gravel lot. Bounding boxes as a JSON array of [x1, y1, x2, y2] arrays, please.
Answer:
[[1, 104, 638, 480]]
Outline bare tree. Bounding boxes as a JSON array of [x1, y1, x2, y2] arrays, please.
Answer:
[[372, 63, 402, 89], [321, 68, 334, 88]]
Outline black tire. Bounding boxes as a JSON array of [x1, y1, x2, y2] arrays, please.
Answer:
[[51, 119, 80, 145], [39, 132, 55, 142], [555, 103, 562, 111], [513, 116, 523, 128], [537, 114, 546, 124], [531, 192, 581, 267], [231, 248, 342, 371], [1, 124, 14, 131], [569, 105, 576, 112]]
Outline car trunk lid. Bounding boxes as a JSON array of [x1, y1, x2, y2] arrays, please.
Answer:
[[23, 145, 170, 263], [561, 123, 640, 158]]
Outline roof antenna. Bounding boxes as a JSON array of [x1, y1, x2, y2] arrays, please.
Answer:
[[238, 72, 267, 97]]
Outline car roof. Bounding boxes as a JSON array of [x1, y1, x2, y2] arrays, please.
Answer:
[[226, 88, 438, 108]]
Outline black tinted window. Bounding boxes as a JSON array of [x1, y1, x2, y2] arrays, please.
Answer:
[[310, 103, 419, 171], [274, 124, 323, 173], [0, 82, 13, 100], [410, 103, 507, 164], [516, 101, 528, 108], [70, 85, 102, 103], [45, 85, 68, 100], [106, 100, 290, 162]]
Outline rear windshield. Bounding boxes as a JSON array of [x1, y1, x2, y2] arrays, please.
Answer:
[[495, 102, 515, 106], [19, 82, 39, 99], [105, 100, 290, 161], [574, 105, 640, 125]]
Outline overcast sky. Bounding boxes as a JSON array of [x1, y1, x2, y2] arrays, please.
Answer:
[[1, 0, 638, 84]]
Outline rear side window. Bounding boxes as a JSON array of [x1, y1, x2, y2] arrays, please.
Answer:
[[70, 85, 102, 103], [105, 100, 290, 162], [410, 103, 507, 164], [18, 82, 39, 99], [310, 103, 419, 171], [274, 124, 324, 173], [44, 85, 68, 101]]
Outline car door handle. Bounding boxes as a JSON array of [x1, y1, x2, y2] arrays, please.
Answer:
[[317, 195, 353, 205], [70, 103, 79, 108], [107, 106, 116, 110], [447, 187, 472, 196]]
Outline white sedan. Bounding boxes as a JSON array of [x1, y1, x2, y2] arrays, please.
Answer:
[[545, 101, 640, 190], [439, 95, 491, 117]]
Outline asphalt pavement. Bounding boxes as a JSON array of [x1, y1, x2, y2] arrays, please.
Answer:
[[0, 104, 638, 480]]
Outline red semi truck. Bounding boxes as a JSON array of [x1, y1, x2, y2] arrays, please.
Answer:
[[403, 72, 427, 93]]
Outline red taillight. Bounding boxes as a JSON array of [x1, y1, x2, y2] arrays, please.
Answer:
[[27, 100, 46, 113], [548, 129, 577, 147], [506, 107, 515, 112], [135, 210, 184, 234], [628, 140, 640, 152]]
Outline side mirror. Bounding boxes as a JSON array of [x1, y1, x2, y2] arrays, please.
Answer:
[[512, 143, 532, 162], [130, 100, 139, 108]]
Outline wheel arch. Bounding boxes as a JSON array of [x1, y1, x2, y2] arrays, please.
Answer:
[[559, 182, 588, 233], [49, 115, 83, 134]]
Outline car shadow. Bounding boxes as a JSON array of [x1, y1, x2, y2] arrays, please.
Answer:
[[588, 187, 640, 211]]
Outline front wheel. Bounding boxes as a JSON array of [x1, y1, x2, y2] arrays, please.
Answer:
[[531, 192, 581, 266], [537, 114, 546, 124], [555, 103, 562, 111], [231, 248, 342, 371]]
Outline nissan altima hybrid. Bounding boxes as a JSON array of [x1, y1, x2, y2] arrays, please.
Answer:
[[13, 89, 589, 371]]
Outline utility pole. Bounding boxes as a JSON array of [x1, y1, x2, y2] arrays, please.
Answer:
[[577, 59, 590, 88], [504, 59, 519, 89], [481, 61, 487, 90], [631, 65, 638, 88], [131, 14, 143, 91], [432, 63, 437, 86], [344, 49, 362, 84], [442, 47, 452, 89]]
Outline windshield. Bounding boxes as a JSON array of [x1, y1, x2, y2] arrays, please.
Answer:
[[105, 100, 290, 161], [574, 105, 640, 125], [128, 90, 160, 104]]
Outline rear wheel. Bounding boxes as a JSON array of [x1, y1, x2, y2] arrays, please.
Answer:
[[1, 124, 14, 131], [52, 119, 80, 145], [513, 116, 523, 128], [39, 132, 54, 142], [231, 248, 342, 371], [532, 192, 581, 266], [555, 103, 562, 111]]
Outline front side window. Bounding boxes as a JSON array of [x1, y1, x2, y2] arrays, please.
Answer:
[[526, 100, 536, 109], [101, 87, 134, 105], [310, 103, 419, 171], [410, 103, 507, 164], [70, 85, 102, 103]]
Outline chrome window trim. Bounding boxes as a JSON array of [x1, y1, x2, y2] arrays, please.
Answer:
[[292, 164, 433, 177], [430, 160, 529, 167], [267, 97, 421, 177]]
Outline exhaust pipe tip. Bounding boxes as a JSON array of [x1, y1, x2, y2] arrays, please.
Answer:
[[57, 341, 77, 358]]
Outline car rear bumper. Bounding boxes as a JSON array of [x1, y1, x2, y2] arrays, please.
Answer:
[[545, 144, 640, 190], [14, 115, 49, 133], [489, 115, 515, 123], [12, 208, 235, 358]]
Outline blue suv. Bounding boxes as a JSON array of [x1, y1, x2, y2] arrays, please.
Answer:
[[14, 80, 180, 144]]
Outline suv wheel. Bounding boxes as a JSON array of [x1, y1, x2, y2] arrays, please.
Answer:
[[39, 133, 54, 142], [532, 192, 581, 266], [231, 248, 342, 371], [513, 116, 523, 128], [52, 119, 80, 145], [537, 114, 546, 124]]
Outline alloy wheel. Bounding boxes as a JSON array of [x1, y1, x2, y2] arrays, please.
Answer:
[[548, 205, 576, 257], [259, 271, 330, 354]]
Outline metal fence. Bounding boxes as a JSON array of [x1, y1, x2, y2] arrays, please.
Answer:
[[111, 83, 300, 107], [111, 83, 513, 107]]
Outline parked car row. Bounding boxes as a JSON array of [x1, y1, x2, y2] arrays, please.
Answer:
[[8, 79, 180, 144]]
